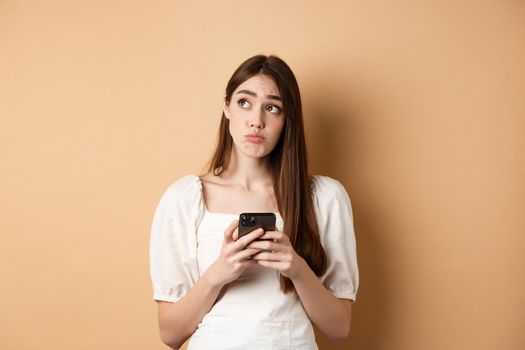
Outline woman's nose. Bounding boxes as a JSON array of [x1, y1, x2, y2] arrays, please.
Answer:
[[249, 109, 264, 128]]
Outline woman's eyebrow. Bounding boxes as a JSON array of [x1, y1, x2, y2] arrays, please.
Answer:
[[236, 89, 281, 101]]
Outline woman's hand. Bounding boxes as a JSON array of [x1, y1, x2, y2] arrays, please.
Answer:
[[207, 220, 265, 287], [244, 230, 306, 280]]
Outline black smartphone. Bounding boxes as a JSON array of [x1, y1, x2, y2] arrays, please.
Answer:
[[238, 212, 276, 240]]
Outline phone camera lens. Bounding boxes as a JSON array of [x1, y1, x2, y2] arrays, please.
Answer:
[[249, 216, 256, 226]]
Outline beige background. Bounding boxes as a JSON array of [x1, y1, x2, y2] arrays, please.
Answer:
[[1, 0, 524, 349]]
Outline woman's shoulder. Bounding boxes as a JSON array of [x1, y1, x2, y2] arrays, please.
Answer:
[[164, 174, 200, 193], [310, 174, 349, 199], [310, 175, 354, 224], [158, 174, 202, 208]]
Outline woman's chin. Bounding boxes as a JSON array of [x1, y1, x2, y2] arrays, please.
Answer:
[[242, 148, 271, 159]]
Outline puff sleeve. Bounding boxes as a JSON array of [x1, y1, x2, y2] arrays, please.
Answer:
[[312, 176, 359, 302], [149, 175, 205, 302]]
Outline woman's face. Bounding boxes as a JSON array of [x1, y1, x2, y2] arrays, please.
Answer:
[[224, 74, 285, 159]]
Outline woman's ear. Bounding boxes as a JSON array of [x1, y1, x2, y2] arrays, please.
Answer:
[[223, 101, 230, 119]]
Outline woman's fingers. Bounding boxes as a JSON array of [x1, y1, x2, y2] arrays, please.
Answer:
[[245, 239, 280, 252], [223, 220, 239, 243], [233, 228, 265, 251], [231, 247, 262, 262], [252, 250, 284, 261], [258, 230, 285, 242]]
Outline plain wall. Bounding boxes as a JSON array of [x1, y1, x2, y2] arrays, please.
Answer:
[[1, 1, 524, 349]]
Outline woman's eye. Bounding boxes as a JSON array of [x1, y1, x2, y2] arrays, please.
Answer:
[[238, 99, 250, 108], [267, 105, 281, 114]]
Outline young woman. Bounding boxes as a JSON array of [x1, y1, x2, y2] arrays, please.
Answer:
[[149, 54, 359, 349]]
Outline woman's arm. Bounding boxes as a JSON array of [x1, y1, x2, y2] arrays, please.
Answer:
[[157, 270, 223, 349], [290, 258, 353, 341], [249, 230, 355, 342], [157, 222, 266, 349]]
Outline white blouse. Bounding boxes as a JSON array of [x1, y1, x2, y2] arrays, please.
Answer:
[[149, 174, 359, 349]]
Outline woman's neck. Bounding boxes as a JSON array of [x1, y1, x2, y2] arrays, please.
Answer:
[[219, 150, 274, 191]]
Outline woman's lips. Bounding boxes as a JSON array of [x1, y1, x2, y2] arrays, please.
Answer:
[[245, 135, 265, 143]]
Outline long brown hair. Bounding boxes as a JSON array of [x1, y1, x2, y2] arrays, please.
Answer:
[[202, 54, 327, 294]]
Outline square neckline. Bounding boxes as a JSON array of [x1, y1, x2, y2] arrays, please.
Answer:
[[194, 175, 282, 218]]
